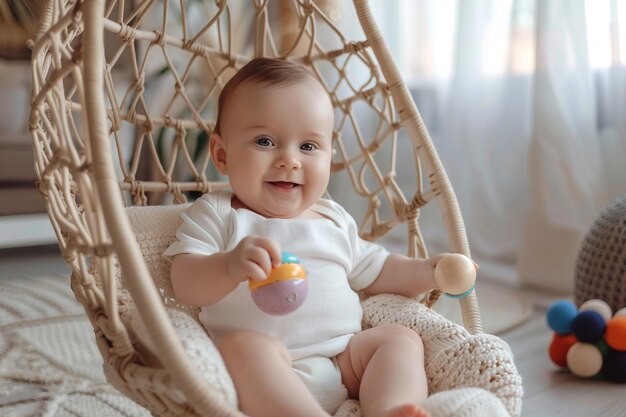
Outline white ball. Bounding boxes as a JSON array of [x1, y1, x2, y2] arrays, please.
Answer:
[[615, 307, 626, 318], [566, 342, 603, 378], [579, 299, 612, 323], [434, 254, 476, 295]]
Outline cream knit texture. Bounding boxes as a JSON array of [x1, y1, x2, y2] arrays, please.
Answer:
[[120, 205, 523, 417], [362, 295, 522, 417], [334, 387, 510, 417]]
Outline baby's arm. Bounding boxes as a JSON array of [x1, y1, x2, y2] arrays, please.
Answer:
[[363, 253, 464, 297], [171, 236, 282, 306], [361, 254, 436, 297]]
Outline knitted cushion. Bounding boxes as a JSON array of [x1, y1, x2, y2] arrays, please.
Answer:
[[362, 295, 523, 417], [123, 204, 239, 408], [131, 307, 238, 407], [575, 193, 626, 312], [125, 204, 198, 317], [123, 205, 523, 417]]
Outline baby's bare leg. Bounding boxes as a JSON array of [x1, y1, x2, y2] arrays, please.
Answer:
[[336, 324, 430, 417], [218, 331, 330, 417]]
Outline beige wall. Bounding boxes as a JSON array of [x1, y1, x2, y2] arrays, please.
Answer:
[[0, 59, 45, 216]]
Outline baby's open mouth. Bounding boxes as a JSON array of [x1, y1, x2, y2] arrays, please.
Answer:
[[268, 181, 301, 189]]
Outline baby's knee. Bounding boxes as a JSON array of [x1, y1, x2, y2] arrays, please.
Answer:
[[372, 324, 424, 351], [218, 331, 290, 363]]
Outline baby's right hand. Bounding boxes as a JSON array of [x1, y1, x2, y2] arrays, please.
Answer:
[[226, 236, 282, 283]]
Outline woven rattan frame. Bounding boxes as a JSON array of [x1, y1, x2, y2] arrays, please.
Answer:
[[30, 0, 483, 415]]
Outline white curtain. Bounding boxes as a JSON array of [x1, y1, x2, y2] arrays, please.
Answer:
[[368, 0, 626, 291]]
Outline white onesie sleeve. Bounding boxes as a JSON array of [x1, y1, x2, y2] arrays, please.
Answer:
[[317, 200, 390, 291], [162, 192, 230, 262]]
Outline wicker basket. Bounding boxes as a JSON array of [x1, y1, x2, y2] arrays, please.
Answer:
[[575, 194, 626, 312]]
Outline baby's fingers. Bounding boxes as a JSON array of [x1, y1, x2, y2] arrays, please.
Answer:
[[247, 246, 273, 276], [244, 262, 268, 282], [429, 253, 451, 268], [253, 237, 282, 268]]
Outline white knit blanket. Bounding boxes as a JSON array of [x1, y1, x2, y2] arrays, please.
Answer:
[[0, 274, 149, 417]]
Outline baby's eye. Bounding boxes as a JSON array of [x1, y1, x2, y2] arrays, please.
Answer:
[[300, 143, 317, 152], [256, 137, 274, 147]]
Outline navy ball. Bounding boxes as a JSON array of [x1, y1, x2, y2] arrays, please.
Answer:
[[602, 350, 626, 383], [572, 310, 606, 343]]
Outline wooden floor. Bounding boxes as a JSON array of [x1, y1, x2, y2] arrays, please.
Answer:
[[1, 245, 625, 417]]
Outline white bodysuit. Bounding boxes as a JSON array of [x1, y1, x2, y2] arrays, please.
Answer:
[[163, 191, 390, 412]]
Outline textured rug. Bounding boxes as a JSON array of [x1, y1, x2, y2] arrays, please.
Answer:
[[0, 275, 149, 417]]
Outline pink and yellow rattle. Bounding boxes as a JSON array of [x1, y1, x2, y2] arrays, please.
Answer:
[[249, 252, 308, 315], [434, 253, 476, 298]]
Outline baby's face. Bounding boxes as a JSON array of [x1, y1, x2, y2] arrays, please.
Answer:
[[211, 79, 334, 218]]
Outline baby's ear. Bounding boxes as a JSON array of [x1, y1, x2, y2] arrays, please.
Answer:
[[209, 133, 228, 175]]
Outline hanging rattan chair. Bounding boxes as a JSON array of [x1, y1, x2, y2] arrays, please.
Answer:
[[29, 0, 522, 416]]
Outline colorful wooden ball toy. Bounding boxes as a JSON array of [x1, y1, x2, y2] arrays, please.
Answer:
[[546, 299, 626, 382], [434, 254, 476, 298], [249, 252, 308, 315]]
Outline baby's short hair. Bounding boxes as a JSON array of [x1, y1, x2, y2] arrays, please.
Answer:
[[214, 58, 322, 135]]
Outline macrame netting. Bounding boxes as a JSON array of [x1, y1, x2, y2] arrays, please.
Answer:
[[27, 0, 514, 416]]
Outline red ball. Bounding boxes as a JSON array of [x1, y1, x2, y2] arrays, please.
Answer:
[[605, 317, 626, 351], [549, 333, 578, 367]]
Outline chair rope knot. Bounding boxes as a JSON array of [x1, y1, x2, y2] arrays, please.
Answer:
[[129, 177, 148, 206], [197, 173, 210, 194], [166, 179, 187, 204], [300, 2, 315, 16], [132, 72, 146, 96], [96, 315, 135, 358], [408, 192, 428, 212], [152, 30, 165, 47], [183, 40, 205, 57], [406, 210, 420, 237], [117, 24, 135, 43], [346, 40, 368, 54]]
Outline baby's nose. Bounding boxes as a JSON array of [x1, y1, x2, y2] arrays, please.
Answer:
[[275, 151, 301, 170]]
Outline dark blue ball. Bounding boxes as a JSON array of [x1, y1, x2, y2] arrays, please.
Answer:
[[572, 310, 606, 343], [602, 350, 626, 383]]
